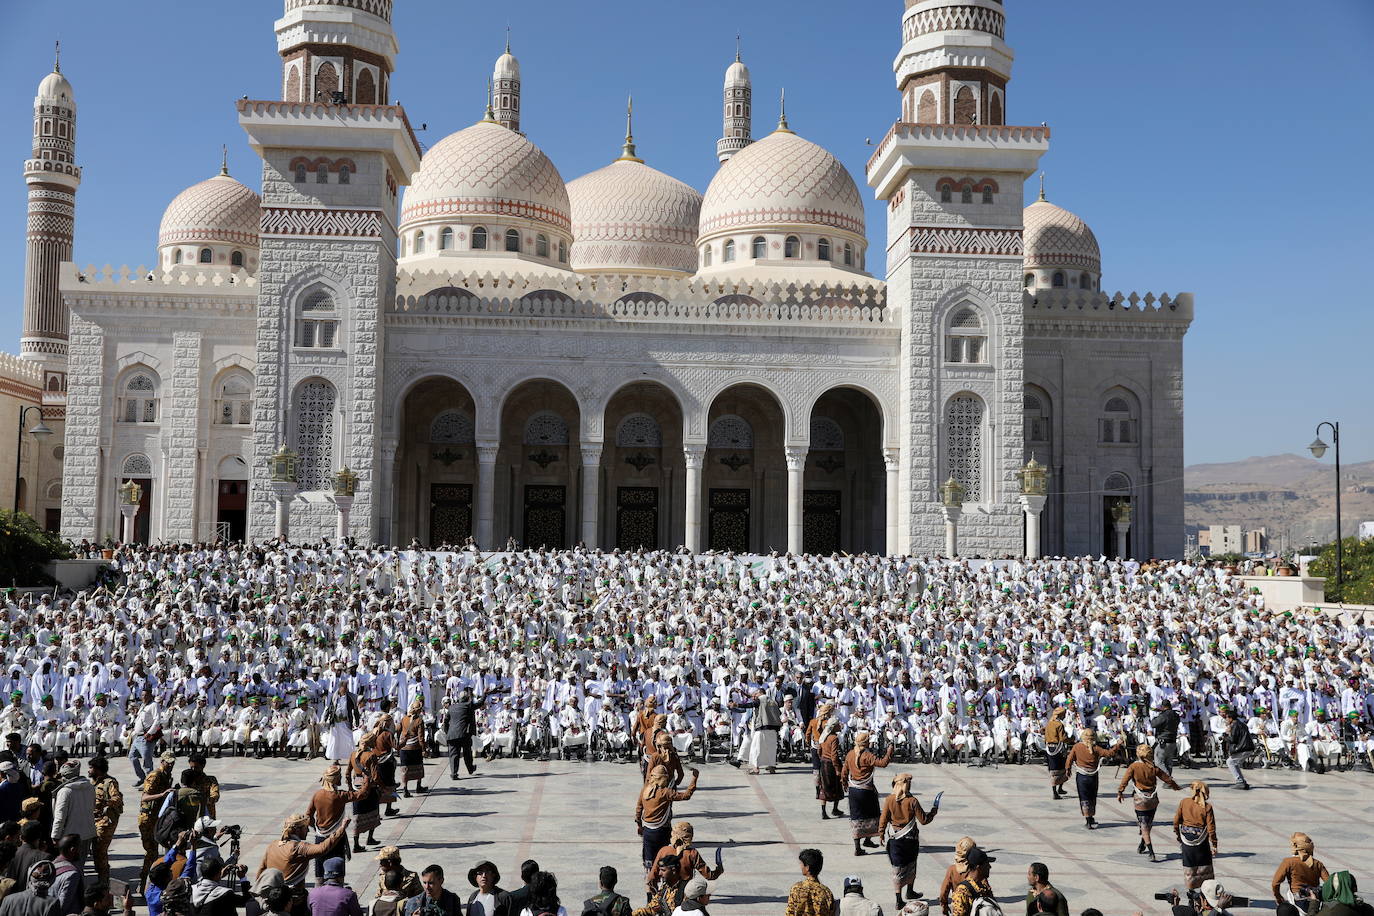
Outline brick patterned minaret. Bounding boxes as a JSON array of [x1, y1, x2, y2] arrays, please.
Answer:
[[21, 44, 81, 375], [716, 45, 752, 164], [898, 0, 1010, 125], [492, 38, 521, 134], [277, 0, 396, 104]]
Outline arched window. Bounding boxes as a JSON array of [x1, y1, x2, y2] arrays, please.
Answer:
[[505, 229, 521, 252], [843, 243, 854, 267], [231, 250, 244, 268], [1104, 472, 1131, 494], [557, 241, 568, 263], [440, 227, 454, 251], [982, 186, 994, 204], [471, 226, 488, 250], [294, 164, 307, 183], [1024, 273, 1035, 289], [173, 249, 183, 265], [616, 414, 662, 448], [953, 86, 977, 125], [708, 415, 754, 449], [413, 232, 425, 254], [751, 236, 767, 259], [296, 287, 339, 350], [945, 306, 986, 364], [723, 239, 736, 262], [338, 165, 350, 184], [314, 61, 339, 102], [917, 89, 937, 123], [1024, 390, 1050, 446], [809, 417, 844, 451], [122, 454, 153, 477], [536, 234, 549, 257], [1080, 272, 1093, 290], [1100, 391, 1138, 444], [315, 167, 327, 184], [292, 379, 336, 491], [945, 394, 984, 500], [355, 68, 377, 105], [1052, 271, 1065, 288], [430, 409, 475, 444], [199, 248, 213, 264], [817, 238, 831, 261], [961, 185, 973, 204], [940, 185, 952, 204], [784, 235, 800, 258], [523, 411, 569, 446], [214, 370, 254, 426], [702, 245, 713, 267], [120, 371, 160, 424]]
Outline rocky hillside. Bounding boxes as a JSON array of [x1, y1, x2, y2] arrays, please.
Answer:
[[1185, 454, 1374, 551]]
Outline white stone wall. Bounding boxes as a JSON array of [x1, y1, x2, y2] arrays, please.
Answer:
[[59, 317, 103, 541], [164, 331, 202, 541]]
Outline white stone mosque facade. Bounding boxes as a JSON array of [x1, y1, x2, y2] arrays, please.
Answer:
[[27, 0, 1192, 557]]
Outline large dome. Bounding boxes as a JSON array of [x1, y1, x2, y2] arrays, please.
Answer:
[[401, 121, 570, 233], [567, 158, 702, 274], [698, 129, 866, 242], [157, 173, 261, 249], [1024, 198, 1100, 273]]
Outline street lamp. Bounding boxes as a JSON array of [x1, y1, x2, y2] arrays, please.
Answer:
[[1308, 421, 1342, 587], [117, 479, 143, 544], [12, 405, 52, 514], [939, 476, 965, 558], [1017, 457, 1048, 559], [332, 466, 358, 542], [1110, 499, 1133, 560], [267, 445, 299, 541]]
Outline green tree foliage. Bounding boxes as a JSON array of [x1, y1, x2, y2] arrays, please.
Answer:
[[1308, 536, 1374, 605], [0, 510, 72, 586]]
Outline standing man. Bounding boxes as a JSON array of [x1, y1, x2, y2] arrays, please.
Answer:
[[731, 689, 782, 776], [137, 753, 176, 891], [129, 688, 161, 785], [324, 681, 360, 763], [183, 754, 221, 818], [1024, 863, 1069, 916], [784, 849, 835, 916], [401, 866, 462, 916], [1220, 708, 1253, 791], [1151, 700, 1181, 776], [89, 757, 122, 886], [444, 688, 477, 781]]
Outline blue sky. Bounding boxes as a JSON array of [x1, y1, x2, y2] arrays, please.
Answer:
[[2, 0, 1371, 466]]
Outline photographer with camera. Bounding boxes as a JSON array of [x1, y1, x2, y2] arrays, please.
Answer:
[[190, 856, 251, 916], [1156, 880, 1249, 916], [1272, 833, 1330, 914]]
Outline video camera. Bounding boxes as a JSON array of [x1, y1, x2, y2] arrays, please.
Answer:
[[1153, 887, 1252, 914]]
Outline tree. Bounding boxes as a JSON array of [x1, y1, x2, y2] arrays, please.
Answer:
[[1307, 537, 1374, 605], [0, 510, 72, 587]]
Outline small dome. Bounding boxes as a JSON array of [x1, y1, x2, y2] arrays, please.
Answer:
[[724, 59, 750, 86], [698, 129, 866, 243], [494, 51, 520, 79], [1023, 198, 1100, 273], [36, 71, 74, 104], [568, 159, 703, 275], [401, 121, 570, 233], [158, 173, 261, 249]]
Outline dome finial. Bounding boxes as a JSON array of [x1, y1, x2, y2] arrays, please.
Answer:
[[735, 33, 742, 63], [220, 145, 229, 177], [1038, 171, 1046, 201], [53, 40, 60, 74], [617, 95, 643, 163], [505, 25, 511, 55], [776, 88, 793, 134], [482, 78, 496, 122]]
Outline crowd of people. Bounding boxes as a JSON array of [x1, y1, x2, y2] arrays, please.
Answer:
[[0, 539, 1366, 916]]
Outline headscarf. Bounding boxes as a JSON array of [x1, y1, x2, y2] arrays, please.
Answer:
[[854, 731, 871, 747], [953, 836, 976, 875], [1321, 872, 1358, 906], [1189, 781, 1209, 805], [643, 765, 671, 798], [1136, 744, 1154, 762], [282, 813, 309, 840], [1079, 727, 1096, 746], [321, 763, 341, 787], [670, 821, 694, 846], [891, 772, 912, 802], [1291, 832, 1314, 865]]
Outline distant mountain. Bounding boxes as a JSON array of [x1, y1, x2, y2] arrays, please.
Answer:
[[1184, 454, 1374, 550]]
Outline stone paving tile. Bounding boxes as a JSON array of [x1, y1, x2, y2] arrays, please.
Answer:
[[101, 753, 1370, 915]]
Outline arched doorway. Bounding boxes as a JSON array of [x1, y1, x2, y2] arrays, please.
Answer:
[[119, 453, 154, 543], [1104, 472, 1132, 559], [601, 382, 685, 550], [397, 377, 478, 547], [805, 388, 885, 554], [497, 379, 581, 549], [704, 384, 785, 553], [215, 455, 250, 542]]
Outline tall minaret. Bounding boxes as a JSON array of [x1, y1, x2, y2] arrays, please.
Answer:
[[492, 35, 521, 133], [277, 0, 397, 103], [896, 0, 1011, 124], [21, 43, 80, 375], [716, 42, 752, 164]]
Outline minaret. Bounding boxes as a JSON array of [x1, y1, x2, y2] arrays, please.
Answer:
[[716, 41, 752, 164], [276, 0, 397, 103], [492, 34, 521, 133], [21, 43, 81, 374], [897, 0, 1011, 124]]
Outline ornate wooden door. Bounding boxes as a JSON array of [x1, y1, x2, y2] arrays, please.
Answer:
[[803, 489, 841, 555], [429, 483, 472, 546], [708, 488, 750, 553], [616, 487, 658, 550], [523, 485, 566, 549]]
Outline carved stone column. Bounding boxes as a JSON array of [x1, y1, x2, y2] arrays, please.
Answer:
[[785, 445, 807, 554], [683, 445, 705, 552]]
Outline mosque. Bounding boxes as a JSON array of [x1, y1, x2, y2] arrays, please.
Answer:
[[20, 0, 1192, 556]]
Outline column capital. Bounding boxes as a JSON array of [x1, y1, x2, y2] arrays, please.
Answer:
[[784, 445, 808, 471], [683, 444, 706, 470], [580, 445, 603, 467], [332, 494, 356, 512], [476, 441, 500, 464], [1018, 493, 1047, 515], [882, 446, 900, 472], [940, 505, 962, 524]]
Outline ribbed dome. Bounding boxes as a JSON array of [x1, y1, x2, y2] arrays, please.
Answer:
[[401, 121, 570, 232], [698, 130, 865, 241], [158, 173, 262, 249], [494, 52, 520, 79], [567, 159, 702, 274], [37, 71, 74, 103], [1024, 198, 1100, 273], [724, 60, 750, 86]]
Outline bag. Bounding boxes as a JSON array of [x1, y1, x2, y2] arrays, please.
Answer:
[[959, 881, 1003, 916], [152, 796, 185, 848]]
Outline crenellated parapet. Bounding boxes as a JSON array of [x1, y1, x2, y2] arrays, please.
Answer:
[[1024, 289, 1194, 339], [0, 352, 44, 387], [65, 262, 260, 292]]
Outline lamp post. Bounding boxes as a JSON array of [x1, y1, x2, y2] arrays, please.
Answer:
[[939, 476, 965, 558], [1017, 457, 1049, 559], [1110, 499, 1133, 560], [332, 466, 358, 542], [1308, 421, 1342, 587], [117, 479, 142, 544], [12, 405, 52, 514], [267, 446, 299, 542]]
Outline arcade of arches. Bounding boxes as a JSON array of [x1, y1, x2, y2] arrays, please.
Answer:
[[392, 378, 891, 554]]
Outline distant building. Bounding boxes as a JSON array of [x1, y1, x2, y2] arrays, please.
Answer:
[[1360, 521, 1374, 541], [1201, 524, 1243, 556], [1243, 527, 1267, 554]]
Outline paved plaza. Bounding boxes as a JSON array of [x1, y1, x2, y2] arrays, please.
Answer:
[[104, 753, 1372, 915]]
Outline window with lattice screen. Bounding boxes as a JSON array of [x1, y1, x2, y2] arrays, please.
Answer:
[[945, 306, 987, 364], [945, 395, 983, 499]]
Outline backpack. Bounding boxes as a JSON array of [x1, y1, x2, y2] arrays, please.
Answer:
[[959, 881, 1003, 916], [153, 785, 202, 848]]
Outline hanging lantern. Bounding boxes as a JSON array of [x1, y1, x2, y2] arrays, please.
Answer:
[[118, 480, 143, 506], [332, 466, 358, 497], [939, 477, 965, 509], [269, 446, 299, 483], [1017, 458, 1048, 497]]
